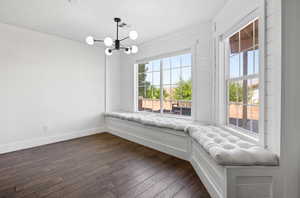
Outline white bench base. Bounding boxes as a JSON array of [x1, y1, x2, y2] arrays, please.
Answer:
[[105, 117, 280, 198], [106, 117, 190, 160]]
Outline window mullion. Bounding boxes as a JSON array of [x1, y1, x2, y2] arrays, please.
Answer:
[[160, 60, 163, 114]]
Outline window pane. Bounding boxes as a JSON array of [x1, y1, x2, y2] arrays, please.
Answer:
[[138, 73, 146, 86], [145, 73, 152, 84], [171, 56, 181, 68], [152, 60, 160, 71], [229, 32, 239, 54], [230, 79, 259, 132], [138, 54, 192, 116], [181, 54, 192, 66], [152, 85, 161, 99], [151, 86, 161, 113], [247, 50, 255, 75], [163, 70, 171, 85], [152, 72, 160, 85], [234, 105, 259, 132], [163, 85, 171, 100], [249, 105, 259, 132], [239, 52, 244, 76], [180, 101, 192, 116], [179, 80, 192, 101], [229, 82, 239, 103], [163, 85, 172, 113], [237, 105, 251, 130], [229, 104, 242, 126], [145, 63, 152, 72], [237, 80, 244, 105], [142, 99, 153, 112], [171, 68, 181, 84], [240, 23, 254, 51], [163, 58, 170, 70], [138, 86, 146, 97], [254, 49, 259, 74], [182, 67, 191, 81], [248, 78, 259, 105], [173, 84, 183, 100], [139, 84, 152, 112], [145, 84, 153, 99], [229, 54, 240, 78], [255, 20, 259, 46], [138, 64, 146, 73]]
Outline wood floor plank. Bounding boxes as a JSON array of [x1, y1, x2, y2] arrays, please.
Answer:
[[154, 171, 196, 198], [0, 132, 210, 198]]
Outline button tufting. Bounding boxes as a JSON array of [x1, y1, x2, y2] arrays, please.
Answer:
[[223, 144, 236, 150]]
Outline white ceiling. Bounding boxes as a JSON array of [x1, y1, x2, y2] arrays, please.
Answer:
[[0, 0, 227, 44]]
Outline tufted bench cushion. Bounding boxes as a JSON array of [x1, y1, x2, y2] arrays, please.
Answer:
[[105, 112, 279, 166], [105, 111, 197, 132], [189, 125, 279, 166]]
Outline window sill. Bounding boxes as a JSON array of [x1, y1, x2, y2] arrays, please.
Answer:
[[220, 125, 259, 144]]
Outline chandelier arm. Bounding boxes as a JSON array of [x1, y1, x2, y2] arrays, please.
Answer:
[[94, 39, 104, 42], [119, 43, 128, 47], [119, 36, 129, 41]]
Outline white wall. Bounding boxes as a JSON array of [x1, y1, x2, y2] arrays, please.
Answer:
[[119, 23, 213, 122], [212, 0, 282, 155], [281, 0, 300, 197], [0, 23, 106, 153], [105, 52, 121, 112]]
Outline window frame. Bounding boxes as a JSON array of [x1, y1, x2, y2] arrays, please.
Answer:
[[135, 50, 193, 119], [220, 7, 266, 146]]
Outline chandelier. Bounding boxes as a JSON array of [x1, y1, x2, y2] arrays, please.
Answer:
[[85, 18, 138, 56]]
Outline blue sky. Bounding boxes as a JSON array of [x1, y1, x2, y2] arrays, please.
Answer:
[[143, 54, 192, 86], [230, 49, 259, 78]]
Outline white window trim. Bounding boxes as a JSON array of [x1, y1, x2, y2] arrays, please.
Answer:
[[218, 2, 266, 147], [134, 50, 193, 119]]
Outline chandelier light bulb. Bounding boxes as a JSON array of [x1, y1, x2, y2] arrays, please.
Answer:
[[104, 37, 113, 47], [131, 45, 138, 54], [85, 36, 94, 45], [105, 48, 113, 56], [124, 48, 131, 55], [129, 30, 138, 40]]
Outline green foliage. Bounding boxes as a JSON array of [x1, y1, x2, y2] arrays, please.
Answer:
[[138, 64, 150, 87], [229, 82, 255, 103], [173, 80, 192, 100], [229, 82, 243, 102], [138, 64, 147, 82], [146, 85, 169, 99]]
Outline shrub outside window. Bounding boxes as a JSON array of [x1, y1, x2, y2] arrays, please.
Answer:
[[138, 53, 192, 116]]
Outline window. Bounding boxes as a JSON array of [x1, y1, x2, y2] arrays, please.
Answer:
[[226, 19, 260, 133], [137, 53, 192, 116]]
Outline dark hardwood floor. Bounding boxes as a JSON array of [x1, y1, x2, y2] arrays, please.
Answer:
[[0, 133, 210, 198]]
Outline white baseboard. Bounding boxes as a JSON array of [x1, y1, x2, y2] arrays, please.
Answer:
[[0, 126, 107, 154]]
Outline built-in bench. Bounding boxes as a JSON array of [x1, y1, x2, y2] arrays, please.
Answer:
[[104, 112, 280, 198]]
